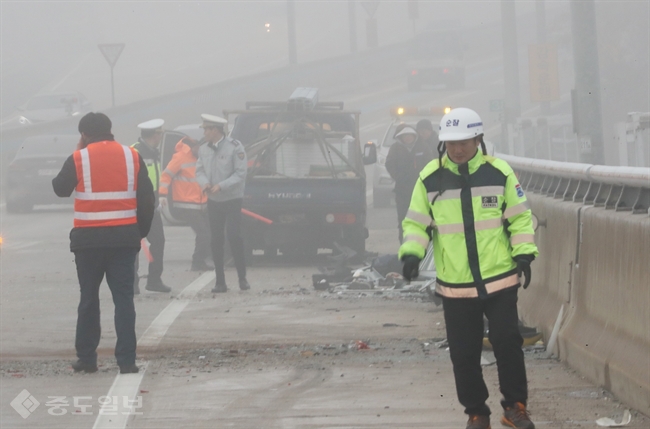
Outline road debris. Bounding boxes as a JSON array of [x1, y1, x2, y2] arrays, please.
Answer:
[[596, 409, 632, 427], [312, 258, 440, 303]]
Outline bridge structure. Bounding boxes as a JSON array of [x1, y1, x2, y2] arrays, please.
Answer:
[[1, 34, 649, 421]]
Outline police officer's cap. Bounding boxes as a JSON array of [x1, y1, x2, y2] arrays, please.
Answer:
[[137, 118, 165, 130], [200, 114, 227, 128]]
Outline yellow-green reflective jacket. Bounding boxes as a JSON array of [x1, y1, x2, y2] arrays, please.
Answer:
[[398, 151, 539, 299], [131, 140, 160, 193]]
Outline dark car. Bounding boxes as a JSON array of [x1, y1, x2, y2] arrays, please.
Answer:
[[5, 135, 78, 213], [2, 92, 92, 127]]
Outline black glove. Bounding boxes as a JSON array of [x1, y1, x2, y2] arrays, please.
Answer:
[[514, 255, 534, 289], [402, 255, 421, 281]]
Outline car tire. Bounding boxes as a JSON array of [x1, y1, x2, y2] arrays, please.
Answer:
[[6, 198, 33, 213], [373, 188, 391, 208]]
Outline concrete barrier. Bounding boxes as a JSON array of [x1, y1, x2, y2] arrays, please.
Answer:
[[559, 208, 650, 414], [518, 195, 580, 343], [519, 193, 650, 415], [506, 154, 650, 414]]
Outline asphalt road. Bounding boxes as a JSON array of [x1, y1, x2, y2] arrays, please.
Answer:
[[1, 51, 645, 428]]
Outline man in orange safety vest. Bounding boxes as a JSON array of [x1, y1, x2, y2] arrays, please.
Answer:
[[159, 137, 213, 271]]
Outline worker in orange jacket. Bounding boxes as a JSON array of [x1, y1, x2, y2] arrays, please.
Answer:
[[159, 137, 213, 271]]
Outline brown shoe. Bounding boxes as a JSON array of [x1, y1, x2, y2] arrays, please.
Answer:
[[501, 402, 535, 429], [467, 414, 491, 429]]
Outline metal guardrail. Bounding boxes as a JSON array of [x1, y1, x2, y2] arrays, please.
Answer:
[[500, 154, 650, 214]]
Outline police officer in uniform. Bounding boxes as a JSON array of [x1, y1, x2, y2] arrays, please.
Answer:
[[132, 119, 171, 293], [385, 125, 434, 243], [195, 114, 251, 293], [399, 108, 538, 429], [52, 112, 155, 374]]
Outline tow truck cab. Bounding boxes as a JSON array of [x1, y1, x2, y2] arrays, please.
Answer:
[[224, 88, 374, 258]]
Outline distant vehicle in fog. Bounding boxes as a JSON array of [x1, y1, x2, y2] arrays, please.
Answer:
[[3, 92, 92, 127], [5, 135, 77, 213], [407, 22, 466, 91]]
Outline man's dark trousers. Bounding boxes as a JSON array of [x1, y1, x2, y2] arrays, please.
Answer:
[[74, 247, 138, 367], [207, 198, 246, 284], [442, 288, 527, 416], [177, 208, 211, 264]]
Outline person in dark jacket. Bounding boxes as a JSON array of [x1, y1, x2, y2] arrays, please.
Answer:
[[385, 125, 434, 243], [416, 118, 440, 153], [52, 112, 155, 374]]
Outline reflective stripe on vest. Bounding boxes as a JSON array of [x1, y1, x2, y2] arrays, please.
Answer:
[[73, 142, 139, 228], [435, 273, 519, 298], [173, 202, 204, 210]]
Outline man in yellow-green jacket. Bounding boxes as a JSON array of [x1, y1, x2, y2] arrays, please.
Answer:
[[399, 108, 538, 429]]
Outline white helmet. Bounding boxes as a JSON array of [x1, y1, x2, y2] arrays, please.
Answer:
[[438, 108, 484, 142]]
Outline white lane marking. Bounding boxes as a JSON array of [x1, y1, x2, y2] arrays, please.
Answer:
[[92, 271, 214, 429], [366, 189, 373, 205], [137, 301, 190, 348], [138, 271, 215, 347], [92, 364, 148, 429]]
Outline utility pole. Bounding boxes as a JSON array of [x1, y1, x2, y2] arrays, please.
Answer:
[[348, 0, 358, 54], [571, 0, 605, 164], [501, 0, 521, 153], [536, 0, 550, 116], [287, 0, 298, 65]]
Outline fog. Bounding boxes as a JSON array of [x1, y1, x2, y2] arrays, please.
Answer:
[[1, 0, 648, 165], [1, 1, 521, 113]]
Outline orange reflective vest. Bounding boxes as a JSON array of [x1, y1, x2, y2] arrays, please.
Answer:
[[72, 141, 140, 228], [159, 140, 206, 209]]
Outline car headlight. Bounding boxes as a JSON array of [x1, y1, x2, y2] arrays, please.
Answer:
[[18, 116, 31, 125]]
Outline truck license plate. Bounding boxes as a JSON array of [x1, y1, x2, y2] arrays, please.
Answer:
[[278, 213, 306, 224]]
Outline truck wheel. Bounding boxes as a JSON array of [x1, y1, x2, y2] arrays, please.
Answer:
[[373, 188, 391, 208]]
